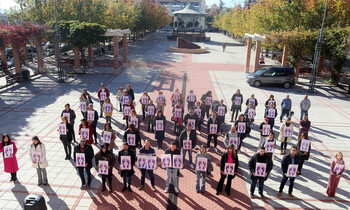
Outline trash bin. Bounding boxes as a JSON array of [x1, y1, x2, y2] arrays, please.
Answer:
[[23, 194, 47, 210]]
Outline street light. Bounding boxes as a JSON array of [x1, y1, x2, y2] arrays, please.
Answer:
[[55, 0, 64, 83], [308, 0, 328, 93]]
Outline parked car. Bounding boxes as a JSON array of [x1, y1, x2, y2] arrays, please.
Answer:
[[246, 67, 295, 88]]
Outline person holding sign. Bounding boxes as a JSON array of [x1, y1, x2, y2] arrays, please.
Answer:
[[264, 95, 276, 109], [116, 87, 124, 112], [261, 133, 276, 159], [74, 138, 94, 190], [102, 98, 113, 124], [126, 84, 135, 103], [194, 145, 211, 193], [184, 107, 199, 131], [296, 133, 311, 175], [29, 136, 48, 186], [278, 146, 300, 198], [138, 139, 157, 191], [224, 125, 239, 151], [298, 114, 311, 139], [258, 117, 272, 148], [164, 141, 181, 193], [230, 89, 243, 122], [154, 110, 167, 149], [280, 94, 292, 123], [82, 88, 93, 104], [95, 143, 116, 192], [186, 90, 197, 111], [98, 83, 110, 118], [172, 100, 184, 134], [84, 104, 99, 144], [265, 104, 278, 132], [216, 145, 239, 196], [0, 134, 18, 182], [194, 101, 204, 130], [61, 103, 76, 142], [155, 91, 166, 113], [101, 123, 116, 152], [170, 88, 183, 107], [245, 94, 258, 109], [118, 142, 136, 192], [248, 147, 273, 198], [326, 152, 345, 197], [120, 90, 132, 111], [234, 114, 249, 152], [79, 94, 89, 117], [123, 100, 134, 128], [179, 124, 197, 169], [244, 102, 255, 136], [139, 91, 151, 120], [78, 119, 94, 145], [128, 109, 141, 130], [123, 124, 142, 158], [201, 91, 213, 120], [145, 100, 156, 132], [207, 111, 220, 152], [59, 116, 73, 160], [278, 117, 294, 155], [215, 99, 227, 134]]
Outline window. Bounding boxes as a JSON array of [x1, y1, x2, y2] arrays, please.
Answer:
[[263, 70, 274, 77], [276, 69, 294, 76]]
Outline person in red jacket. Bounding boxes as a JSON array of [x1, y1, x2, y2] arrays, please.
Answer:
[[123, 100, 135, 128], [97, 83, 110, 118], [78, 119, 94, 145], [0, 134, 19, 182]]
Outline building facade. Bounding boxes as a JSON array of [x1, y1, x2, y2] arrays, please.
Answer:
[[157, 0, 206, 16]]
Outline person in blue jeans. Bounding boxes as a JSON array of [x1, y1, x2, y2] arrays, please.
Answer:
[[299, 94, 311, 120], [280, 94, 292, 123], [194, 145, 210, 193], [138, 139, 156, 191], [248, 146, 273, 198]]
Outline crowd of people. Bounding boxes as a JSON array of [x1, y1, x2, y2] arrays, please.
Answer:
[[0, 84, 345, 200]]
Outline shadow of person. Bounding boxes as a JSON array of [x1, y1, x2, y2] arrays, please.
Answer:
[[42, 184, 69, 210]]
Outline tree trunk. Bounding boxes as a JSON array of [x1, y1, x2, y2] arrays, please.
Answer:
[[113, 36, 119, 75], [123, 34, 127, 63], [12, 44, 22, 75], [22, 44, 29, 65], [32, 35, 45, 73], [295, 59, 302, 83], [282, 45, 288, 67], [317, 56, 324, 73], [54, 41, 59, 66], [88, 44, 93, 67], [0, 47, 7, 66], [73, 47, 80, 71]]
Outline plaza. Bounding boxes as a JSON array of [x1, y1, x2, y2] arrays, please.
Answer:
[[0, 31, 349, 210]]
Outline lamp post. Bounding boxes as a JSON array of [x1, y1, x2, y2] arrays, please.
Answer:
[[55, 0, 64, 83], [308, 0, 328, 93]]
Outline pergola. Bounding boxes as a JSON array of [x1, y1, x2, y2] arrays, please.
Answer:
[[173, 4, 206, 30], [103, 28, 131, 74]]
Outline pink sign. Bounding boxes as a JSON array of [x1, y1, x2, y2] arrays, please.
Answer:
[[287, 164, 298, 177], [173, 155, 183, 169], [196, 157, 207, 172], [147, 106, 154, 115], [284, 126, 292, 137], [300, 139, 310, 152], [100, 92, 106, 101], [237, 122, 246, 133], [262, 124, 270, 136], [104, 104, 112, 113], [255, 162, 267, 177], [156, 120, 164, 131], [224, 163, 236, 175], [76, 153, 85, 167], [218, 106, 225, 116], [120, 156, 131, 170], [229, 137, 238, 150], [99, 160, 109, 175], [265, 141, 274, 153], [235, 97, 241, 106], [59, 124, 67, 135], [174, 108, 182, 118], [127, 134, 136, 146], [209, 124, 217, 134], [81, 128, 89, 140], [188, 119, 196, 130], [161, 154, 172, 168], [183, 140, 192, 150], [32, 151, 41, 163], [87, 111, 95, 121], [103, 131, 112, 144], [267, 109, 276, 118], [123, 106, 131, 116], [142, 96, 149, 105], [205, 96, 212, 105]]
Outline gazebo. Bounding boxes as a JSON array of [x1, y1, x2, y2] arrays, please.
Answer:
[[173, 4, 206, 31]]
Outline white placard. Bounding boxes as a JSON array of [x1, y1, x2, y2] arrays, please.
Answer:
[[3, 144, 13, 159], [284, 126, 292, 137], [146, 156, 157, 170], [172, 155, 182, 169], [205, 97, 212, 105], [103, 131, 112, 144], [120, 156, 131, 170], [32, 151, 41, 163], [286, 164, 298, 177], [173, 93, 180, 102], [58, 124, 67, 135], [147, 106, 155, 115], [142, 96, 149, 105], [262, 124, 270, 136], [104, 104, 112, 113], [209, 124, 217, 134], [122, 96, 129, 105], [100, 92, 106, 101], [248, 108, 255, 119], [130, 117, 138, 128], [267, 109, 276, 118], [99, 160, 109, 175], [183, 140, 192, 150], [123, 106, 131, 116], [300, 139, 310, 152], [80, 102, 86, 112], [137, 155, 147, 169], [235, 97, 242, 106], [255, 162, 267, 177], [334, 164, 345, 175], [224, 163, 236, 175], [265, 141, 274, 153], [156, 120, 164, 131], [195, 108, 201, 118], [188, 119, 196, 130], [87, 111, 95, 121], [218, 106, 225, 116], [63, 113, 71, 123], [188, 94, 196, 102], [161, 154, 171, 168], [158, 95, 165, 103], [237, 122, 246, 133], [196, 157, 207, 172], [229, 137, 239, 150], [174, 108, 182, 118], [76, 153, 85, 167], [81, 128, 89, 140], [249, 98, 255, 106], [127, 134, 136, 146]]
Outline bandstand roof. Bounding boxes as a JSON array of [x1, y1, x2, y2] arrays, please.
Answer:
[[173, 4, 206, 15]]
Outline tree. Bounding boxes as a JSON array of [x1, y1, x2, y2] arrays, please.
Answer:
[[219, 0, 225, 11]]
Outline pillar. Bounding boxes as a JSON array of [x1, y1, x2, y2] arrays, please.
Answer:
[[0, 47, 7, 66], [54, 41, 59, 66], [282, 45, 288, 67], [317, 56, 324, 73], [73, 47, 80, 71], [245, 37, 252, 73], [295, 59, 302, 83], [32, 35, 45, 73], [253, 40, 261, 72], [88, 44, 93, 67], [123, 34, 127, 63], [22, 44, 29, 65], [113, 36, 119, 75], [12, 44, 22, 75]]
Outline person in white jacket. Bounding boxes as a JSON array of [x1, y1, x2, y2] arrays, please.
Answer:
[[29, 136, 49, 185]]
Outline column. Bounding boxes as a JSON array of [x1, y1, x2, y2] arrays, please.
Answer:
[[113, 36, 119, 75], [317, 56, 324, 73], [12, 44, 22, 75], [253, 40, 261, 72], [123, 34, 127, 63], [245, 37, 252, 73]]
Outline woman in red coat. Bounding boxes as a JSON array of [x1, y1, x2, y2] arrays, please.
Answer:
[[78, 119, 94, 145], [326, 152, 345, 197], [0, 134, 19, 181]]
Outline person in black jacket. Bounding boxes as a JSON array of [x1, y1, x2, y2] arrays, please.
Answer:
[[215, 99, 227, 134], [179, 124, 197, 169], [278, 146, 300, 198], [123, 124, 141, 159], [84, 104, 99, 144], [118, 142, 136, 192], [207, 111, 220, 152], [74, 138, 94, 189], [235, 114, 249, 152], [230, 89, 243, 122], [95, 143, 116, 192], [61, 103, 76, 142], [248, 146, 273, 198], [126, 84, 135, 103], [59, 116, 73, 160], [164, 141, 181, 194], [296, 133, 311, 175], [216, 145, 239, 196], [264, 104, 278, 132], [183, 107, 198, 131]]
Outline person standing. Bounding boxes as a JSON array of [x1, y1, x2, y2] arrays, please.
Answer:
[[224, 125, 239, 150], [261, 133, 276, 159], [123, 124, 142, 158], [98, 83, 110, 118], [259, 54, 265, 64], [79, 94, 89, 117], [59, 116, 72, 160], [222, 42, 227, 52], [138, 139, 156, 191], [186, 90, 197, 111], [235, 114, 249, 152], [172, 100, 184, 134], [194, 145, 210, 193], [84, 104, 99, 144], [154, 110, 167, 149], [155, 91, 166, 113], [78, 119, 94, 145], [179, 124, 197, 169], [207, 111, 220, 152], [298, 114, 311, 139], [194, 101, 203, 131], [145, 100, 156, 132], [120, 90, 132, 111], [246, 94, 258, 109], [29, 136, 48, 186], [278, 146, 300, 198], [326, 152, 345, 197], [248, 146, 273, 198], [299, 94, 311, 120], [74, 138, 94, 189], [82, 88, 93, 104], [264, 95, 276, 109], [258, 117, 272, 148], [102, 98, 113, 124], [201, 91, 213, 120], [164, 141, 181, 193], [216, 145, 239, 196], [280, 94, 292, 123], [128, 109, 141, 130], [244, 102, 255, 136], [278, 117, 294, 155], [101, 123, 116, 152], [126, 84, 135, 103], [61, 103, 76, 142], [95, 143, 116, 192], [0, 134, 19, 182], [215, 99, 227, 134], [296, 133, 311, 175], [118, 142, 136, 192], [170, 88, 183, 107], [116, 87, 124, 112], [230, 89, 243, 122], [265, 104, 278, 131], [183, 107, 199, 131], [140, 91, 151, 120], [123, 100, 135, 127]]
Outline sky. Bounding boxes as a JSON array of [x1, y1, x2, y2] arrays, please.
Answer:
[[0, 0, 245, 12]]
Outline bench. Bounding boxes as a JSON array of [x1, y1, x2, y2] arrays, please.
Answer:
[[5, 73, 21, 88]]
